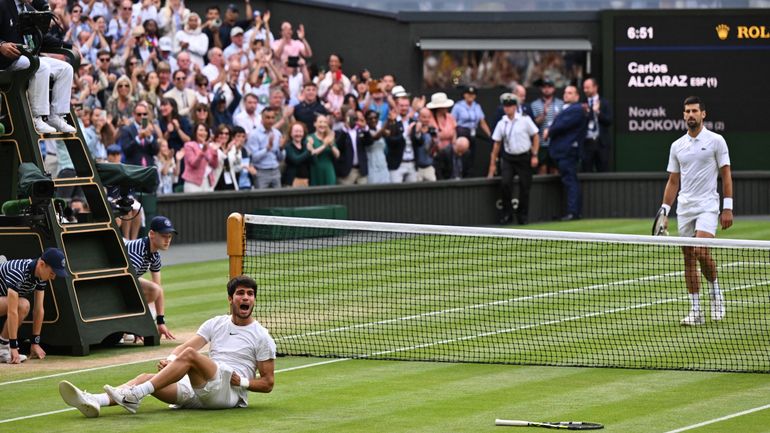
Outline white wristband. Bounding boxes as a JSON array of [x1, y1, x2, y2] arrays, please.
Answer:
[[723, 197, 733, 210], [240, 376, 250, 389], [166, 354, 177, 362], [660, 204, 671, 216]]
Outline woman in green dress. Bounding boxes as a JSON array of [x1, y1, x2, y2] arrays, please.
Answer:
[[307, 115, 340, 186]]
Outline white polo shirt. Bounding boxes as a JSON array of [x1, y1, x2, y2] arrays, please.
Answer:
[[492, 114, 538, 156], [667, 128, 730, 216]]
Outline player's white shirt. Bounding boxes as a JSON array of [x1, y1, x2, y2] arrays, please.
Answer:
[[667, 127, 730, 216], [197, 314, 276, 397]]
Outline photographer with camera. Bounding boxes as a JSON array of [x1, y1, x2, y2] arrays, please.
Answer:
[[118, 101, 159, 168], [0, 0, 76, 134], [201, 6, 223, 50]]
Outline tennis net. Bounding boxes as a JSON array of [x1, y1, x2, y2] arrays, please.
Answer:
[[229, 214, 770, 372]]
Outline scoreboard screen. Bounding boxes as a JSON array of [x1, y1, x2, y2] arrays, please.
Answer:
[[604, 10, 770, 171]]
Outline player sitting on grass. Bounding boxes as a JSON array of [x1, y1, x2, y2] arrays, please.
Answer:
[[59, 275, 276, 417]]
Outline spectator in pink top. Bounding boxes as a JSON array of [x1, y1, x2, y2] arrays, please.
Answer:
[[270, 21, 312, 65]]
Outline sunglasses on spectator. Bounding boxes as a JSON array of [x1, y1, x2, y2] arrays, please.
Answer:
[[99, 57, 110, 62], [117, 84, 129, 88], [135, 112, 148, 116], [219, 131, 230, 135], [175, 77, 186, 81], [196, 107, 208, 112], [122, 6, 132, 10]]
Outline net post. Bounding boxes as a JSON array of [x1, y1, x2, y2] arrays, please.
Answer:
[[226, 212, 244, 279]]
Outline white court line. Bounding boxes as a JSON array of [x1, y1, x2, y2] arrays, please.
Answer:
[[278, 268, 690, 341], [0, 357, 351, 424], [279, 260, 762, 342], [662, 403, 770, 433]]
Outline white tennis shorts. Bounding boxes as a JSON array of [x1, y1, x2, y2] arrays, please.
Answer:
[[677, 211, 718, 237], [173, 365, 242, 409]]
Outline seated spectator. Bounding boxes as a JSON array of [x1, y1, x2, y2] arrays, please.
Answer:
[[307, 115, 339, 186], [426, 92, 457, 151], [364, 110, 389, 184], [174, 13, 209, 67], [163, 70, 197, 118], [155, 139, 177, 194], [434, 136, 472, 180], [283, 121, 312, 187], [118, 102, 159, 167], [271, 21, 312, 65], [158, 98, 192, 152], [173, 51, 197, 87], [156, 61, 174, 94], [212, 125, 242, 191], [182, 123, 218, 193], [230, 126, 254, 189], [410, 108, 438, 182], [293, 82, 328, 134], [105, 76, 137, 128]]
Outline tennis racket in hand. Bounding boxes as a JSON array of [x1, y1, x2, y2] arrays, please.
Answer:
[[652, 207, 669, 236], [495, 419, 604, 430]]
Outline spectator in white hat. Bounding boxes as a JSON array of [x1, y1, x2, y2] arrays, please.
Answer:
[[174, 12, 209, 68], [426, 92, 457, 151]]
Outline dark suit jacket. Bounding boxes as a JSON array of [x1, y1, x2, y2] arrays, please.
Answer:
[[334, 128, 371, 177], [433, 145, 472, 180], [548, 103, 587, 161], [0, 0, 23, 69], [118, 123, 159, 166], [384, 120, 407, 170], [585, 96, 612, 148]]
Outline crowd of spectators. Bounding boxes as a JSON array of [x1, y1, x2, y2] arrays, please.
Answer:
[[46, 0, 505, 195], [38, 0, 608, 204]]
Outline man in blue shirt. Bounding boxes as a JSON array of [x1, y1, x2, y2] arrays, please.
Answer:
[[0, 248, 68, 364], [247, 107, 284, 189]]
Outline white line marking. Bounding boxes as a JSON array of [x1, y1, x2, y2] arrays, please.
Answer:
[[0, 358, 154, 387], [0, 357, 350, 424], [0, 408, 76, 424], [662, 403, 770, 433]]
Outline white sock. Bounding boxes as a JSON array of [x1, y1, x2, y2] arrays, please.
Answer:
[[94, 393, 111, 407], [708, 279, 721, 298], [689, 293, 701, 313], [135, 381, 155, 398]]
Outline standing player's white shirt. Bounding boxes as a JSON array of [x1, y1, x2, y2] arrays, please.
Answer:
[[197, 315, 276, 403], [667, 128, 730, 216]]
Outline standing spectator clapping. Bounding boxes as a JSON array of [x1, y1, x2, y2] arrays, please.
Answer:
[[182, 123, 219, 192], [307, 115, 339, 186], [247, 107, 284, 189]]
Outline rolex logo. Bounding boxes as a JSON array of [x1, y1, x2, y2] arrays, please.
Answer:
[[716, 24, 730, 40]]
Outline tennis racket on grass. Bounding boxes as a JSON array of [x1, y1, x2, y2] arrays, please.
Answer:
[[652, 207, 669, 236], [495, 419, 604, 430]]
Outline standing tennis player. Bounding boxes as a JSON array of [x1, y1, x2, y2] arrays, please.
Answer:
[[59, 275, 275, 417], [659, 96, 732, 326]]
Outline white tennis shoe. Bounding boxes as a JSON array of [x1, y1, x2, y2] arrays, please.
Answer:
[[104, 384, 141, 414], [46, 114, 77, 134], [711, 292, 725, 321], [59, 380, 100, 418], [680, 310, 705, 326], [0, 344, 27, 363]]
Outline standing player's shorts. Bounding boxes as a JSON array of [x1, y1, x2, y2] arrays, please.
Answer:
[[173, 365, 243, 409], [677, 211, 718, 237]]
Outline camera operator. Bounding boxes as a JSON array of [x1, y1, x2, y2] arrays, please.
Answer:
[[409, 107, 437, 182], [201, 6, 223, 50], [0, 0, 76, 134]]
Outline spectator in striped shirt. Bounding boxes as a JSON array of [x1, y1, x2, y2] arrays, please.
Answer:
[[124, 216, 177, 340], [0, 248, 69, 364]]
